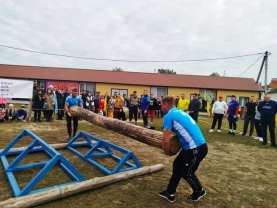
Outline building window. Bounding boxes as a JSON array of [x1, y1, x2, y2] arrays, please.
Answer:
[[111, 88, 128, 98], [80, 82, 96, 94], [226, 96, 232, 104], [199, 89, 216, 102], [239, 97, 249, 106], [150, 87, 167, 98]]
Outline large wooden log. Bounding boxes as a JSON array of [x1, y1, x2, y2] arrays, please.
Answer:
[[70, 106, 182, 154], [0, 164, 164, 208], [70, 106, 164, 148]]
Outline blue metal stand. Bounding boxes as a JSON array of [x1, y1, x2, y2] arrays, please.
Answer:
[[67, 132, 142, 175], [0, 129, 85, 197]]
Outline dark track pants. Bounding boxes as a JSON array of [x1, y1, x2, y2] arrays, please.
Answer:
[[261, 116, 276, 145], [243, 115, 255, 135], [167, 143, 208, 194], [66, 113, 78, 136], [211, 113, 224, 130], [255, 119, 262, 137], [129, 106, 138, 121]]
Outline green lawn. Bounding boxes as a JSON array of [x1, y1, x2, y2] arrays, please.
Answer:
[[0, 115, 276, 208]]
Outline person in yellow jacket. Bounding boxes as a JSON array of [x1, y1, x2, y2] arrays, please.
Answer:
[[177, 93, 190, 111], [114, 94, 125, 118]]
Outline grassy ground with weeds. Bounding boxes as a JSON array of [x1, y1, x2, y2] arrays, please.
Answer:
[[0, 114, 277, 208]]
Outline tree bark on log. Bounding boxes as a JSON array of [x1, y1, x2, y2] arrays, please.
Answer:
[[70, 106, 164, 149], [0, 164, 164, 208]]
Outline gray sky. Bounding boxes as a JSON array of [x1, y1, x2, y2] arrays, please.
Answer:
[[0, 0, 276, 84]]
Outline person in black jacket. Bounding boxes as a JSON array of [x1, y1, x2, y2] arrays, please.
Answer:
[[33, 89, 44, 122], [56, 90, 64, 120], [188, 93, 201, 123], [148, 93, 158, 127], [257, 93, 277, 146]]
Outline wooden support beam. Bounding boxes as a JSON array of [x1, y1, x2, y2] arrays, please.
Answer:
[[0, 164, 164, 208], [0, 142, 89, 154]]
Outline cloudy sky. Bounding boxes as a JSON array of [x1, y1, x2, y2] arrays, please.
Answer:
[[0, 0, 276, 84]]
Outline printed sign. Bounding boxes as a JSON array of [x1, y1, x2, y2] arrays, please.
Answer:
[[46, 81, 79, 93], [0, 79, 33, 98]]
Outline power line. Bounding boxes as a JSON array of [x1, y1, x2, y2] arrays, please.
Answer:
[[238, 53, 265, 77], [0, 56, 24, 64], [0, 44, 264, 63]]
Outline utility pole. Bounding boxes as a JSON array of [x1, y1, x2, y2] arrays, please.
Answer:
[[264, 51, 268, 93]]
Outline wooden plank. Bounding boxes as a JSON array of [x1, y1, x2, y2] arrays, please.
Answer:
[[0, 164, 164, 208]]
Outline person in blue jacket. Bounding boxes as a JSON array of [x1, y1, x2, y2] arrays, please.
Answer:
[[16, 105, 27, 122], [159, 96, 208, 203], [225, 95, 240, 135], [258, 93, 277, 147], [139, 90, 150, 128]]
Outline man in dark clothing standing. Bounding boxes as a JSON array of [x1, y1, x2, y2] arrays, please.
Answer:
[[81, 90, 87, 109], [56, 90, 64, 120], [129, 91, 140, 125], [242, 96, 257, 137], [64, 88, 83, 141], [94, 91, 101, 114], [188, 93, 201, 123], [140, 90, 150, 128], [257, 93, 277, 147], [148, 92, 158, 127]]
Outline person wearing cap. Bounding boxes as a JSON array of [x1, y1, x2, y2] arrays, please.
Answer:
[[225, 95, 240, 135], [188, 93, 201, 123], [257, 93, 277, 147], [64, 88, 83, 140], [0, 105, 6, 123], [15, 105, 27, 122], [4, 104, 16, 122], [242, 96, 257, 137], [128, 91, 140, 124], [209, 96, 228, 133]]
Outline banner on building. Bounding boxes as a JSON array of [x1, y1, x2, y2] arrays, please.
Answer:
[[0, 79, 33, 98], [46, 81, 79, 93]]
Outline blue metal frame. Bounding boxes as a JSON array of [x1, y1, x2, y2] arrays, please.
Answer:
[[0, 129, 85, 197], [67, 132, 142, 175]]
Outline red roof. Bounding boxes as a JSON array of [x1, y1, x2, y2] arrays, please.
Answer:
[[0, 64, 264, 92]]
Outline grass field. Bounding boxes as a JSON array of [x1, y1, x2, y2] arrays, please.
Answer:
[[0, 114, 277, 208]]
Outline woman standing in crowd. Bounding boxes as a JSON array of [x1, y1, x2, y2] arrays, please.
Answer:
[[86, 92, 94, 112], [107, 95, 116, 118], [44, 88, 54, 122]]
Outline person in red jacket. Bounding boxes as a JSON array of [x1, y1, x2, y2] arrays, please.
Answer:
[[99, 95, 105, 115]]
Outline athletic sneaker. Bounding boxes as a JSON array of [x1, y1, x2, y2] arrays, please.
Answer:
[[209, 129, 214, 132], [217, 129, 221, 133], [67, 136, 72, 141], [228, 131, 233, 134], [254, 137, 260, 140], [135, 121, 138, 125], [242, 134, 246, 136], [159, 190, 176, 202], [188, 188, 206, 201], [259, 137, 263, 142]]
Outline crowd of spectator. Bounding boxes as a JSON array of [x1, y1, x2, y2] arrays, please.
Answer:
[[1, 85, 276, 147]]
